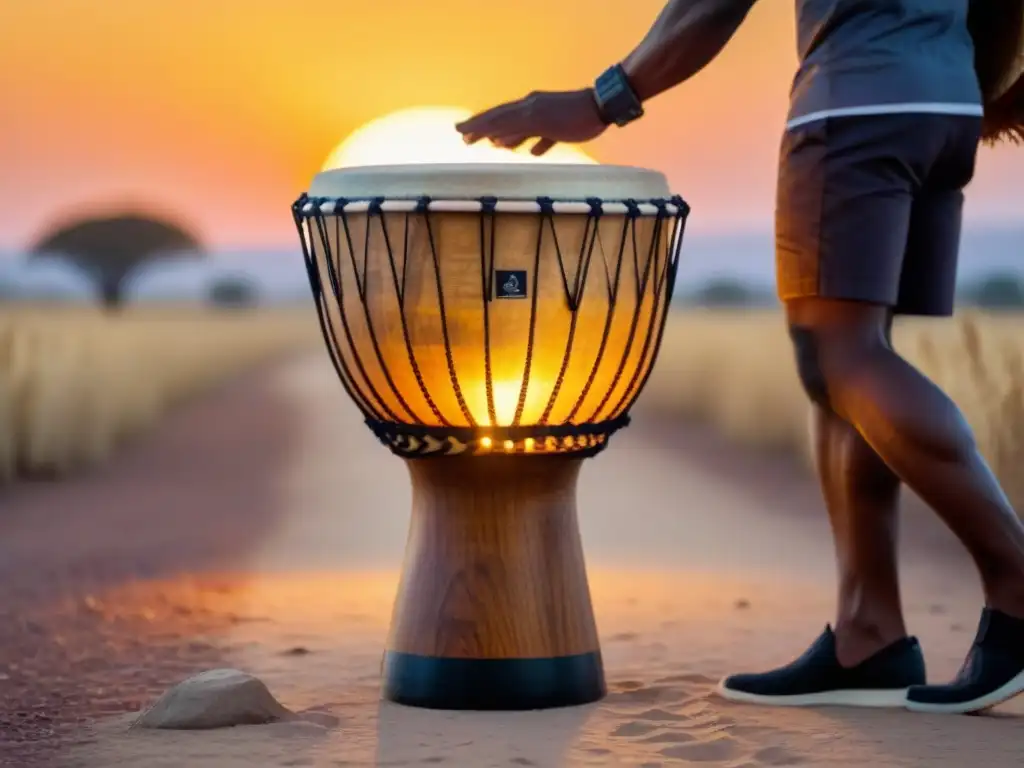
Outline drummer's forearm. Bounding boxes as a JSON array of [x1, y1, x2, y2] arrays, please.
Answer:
[[622, 0, 758, 102]]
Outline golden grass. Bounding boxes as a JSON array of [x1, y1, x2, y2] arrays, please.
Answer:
[[0, 306, 319, 483], [645, 309, 1024, 509]]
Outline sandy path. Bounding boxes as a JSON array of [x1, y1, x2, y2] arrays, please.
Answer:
[[0, 358, 306, 765], [11, 355, 1023, 767]]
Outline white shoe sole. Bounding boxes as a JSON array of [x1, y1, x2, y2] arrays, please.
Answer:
[[904, 669, 1024, 715], [714, 680, 910, 708]]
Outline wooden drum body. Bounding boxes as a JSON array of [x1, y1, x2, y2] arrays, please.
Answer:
[[292, 163, 688, 710]]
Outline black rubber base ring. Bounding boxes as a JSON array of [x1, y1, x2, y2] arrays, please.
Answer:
[[382, 650, 606, 710]]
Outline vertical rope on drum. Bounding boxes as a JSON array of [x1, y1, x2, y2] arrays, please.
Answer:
[[292, 201, 377, 421], [565, 209, 630, 423], [421, 207, 476, 427], [587, 200, 660, 423], [314, 208, 396, 421], [607, 202, 669, 417], [311, 212, 385, 419], [539, 200, 601, 425], [479, 197, 498, 427], [337, 199, 418, 423], [512, 197, 548, 426], [377, 201, 448, 426], [616, 198, 690, 417]]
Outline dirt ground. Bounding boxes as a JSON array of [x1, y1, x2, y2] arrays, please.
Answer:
[[2, 356, 1019, 768]]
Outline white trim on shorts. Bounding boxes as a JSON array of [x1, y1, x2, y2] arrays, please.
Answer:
[[786, 103, 985, 131]]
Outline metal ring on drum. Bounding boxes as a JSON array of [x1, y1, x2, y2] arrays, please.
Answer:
[[291, 162, 689, 711]]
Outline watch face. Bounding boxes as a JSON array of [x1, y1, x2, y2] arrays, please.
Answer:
[[596, 65, 642, 127]]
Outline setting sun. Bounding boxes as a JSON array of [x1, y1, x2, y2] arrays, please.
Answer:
[[322, 106, 596, 170]]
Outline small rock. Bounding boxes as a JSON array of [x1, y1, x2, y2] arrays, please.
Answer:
[[733, 598, 751, 610], [132, 669, 293, 730], [82, 596, 102, 613]]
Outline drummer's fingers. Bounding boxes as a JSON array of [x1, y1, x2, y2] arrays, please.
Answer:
[[456, 103, 519, 134], [457, 100, 532, 136], [491, 134, 530, 150], [530, 138, 556, 156], [464, 124, 529, 147]]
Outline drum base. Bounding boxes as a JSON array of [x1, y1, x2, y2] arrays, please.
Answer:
[[384, 455, 605, 711]]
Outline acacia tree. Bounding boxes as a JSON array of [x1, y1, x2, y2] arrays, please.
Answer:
[[31, 213, 203, 309], [207, 275, 260, 309], [963, 272, 1024, 310], [688, 277, 764, 308]]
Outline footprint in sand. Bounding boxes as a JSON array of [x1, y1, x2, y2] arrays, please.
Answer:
[[660, 736, 741, 762], [611, 720, 661, 738], [637, 708, 688, 722], [640, 729, 698, 745], [606, 684, 688, 705], [611, 680, 646, 692], [723, 723, 777, 741], [653, 672, 718, 686], [609, 632, 640, 642], [751, 745, 808, 766]]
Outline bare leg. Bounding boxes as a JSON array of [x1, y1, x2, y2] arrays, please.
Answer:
[[789, 297, 1024, 616], [813, 402, 907, 667]]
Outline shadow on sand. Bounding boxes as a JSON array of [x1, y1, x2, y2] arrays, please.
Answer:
[[373, 698, 595, 766]]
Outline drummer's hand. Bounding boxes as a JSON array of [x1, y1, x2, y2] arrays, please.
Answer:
[[456, 89, 608, 156]]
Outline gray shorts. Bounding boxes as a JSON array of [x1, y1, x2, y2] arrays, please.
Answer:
[[775, 113, 982, 316]]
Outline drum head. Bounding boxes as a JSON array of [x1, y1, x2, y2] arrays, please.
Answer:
[[307, 163, 670, 201]]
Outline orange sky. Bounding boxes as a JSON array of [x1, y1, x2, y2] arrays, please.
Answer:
[[1, 0, 1020, 250]]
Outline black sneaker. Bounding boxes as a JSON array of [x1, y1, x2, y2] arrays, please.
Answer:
[[905, 607, 1024, 715], [715, 625, 925, 707]]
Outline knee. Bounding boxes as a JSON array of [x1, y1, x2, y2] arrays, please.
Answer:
[[789, 326, 831, 408], [788, 325, 882, 409]]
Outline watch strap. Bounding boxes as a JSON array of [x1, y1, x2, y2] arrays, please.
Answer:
[[593, 64, 645, 127]]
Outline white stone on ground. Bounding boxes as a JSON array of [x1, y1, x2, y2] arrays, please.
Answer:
[[132, 669, 294, 730]]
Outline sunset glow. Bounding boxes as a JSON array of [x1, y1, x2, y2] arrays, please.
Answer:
[[322, 107, 596, 170], [0, 1, 1018, 249]]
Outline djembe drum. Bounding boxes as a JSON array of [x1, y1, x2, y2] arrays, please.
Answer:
[[292, 163, 688, 711]]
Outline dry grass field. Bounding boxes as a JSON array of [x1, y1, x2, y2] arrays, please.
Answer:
[[3, 301, 1022, 515], [0, 306, 319, 484], [645, 309, 1024, 510]]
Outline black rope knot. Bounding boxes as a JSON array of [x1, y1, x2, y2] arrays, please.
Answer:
[[585, 197, 603, 218], [479, 196, 498, 214], [333, 197, 350, 212], [415, 196, 431, 213], [670, 194, 691, 217], [624, 199, 642, 219], [536, 196, 556, 215], [368, 197, 385, 216]]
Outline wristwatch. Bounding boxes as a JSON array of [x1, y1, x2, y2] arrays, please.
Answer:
[[593, 64, 645, 127]]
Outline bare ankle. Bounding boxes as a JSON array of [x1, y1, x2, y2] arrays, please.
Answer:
[[983, 580, 1024, 619], [833, 617, 907, 667]]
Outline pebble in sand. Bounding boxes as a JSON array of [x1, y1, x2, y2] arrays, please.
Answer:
[[132, 668, 294, 730]]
